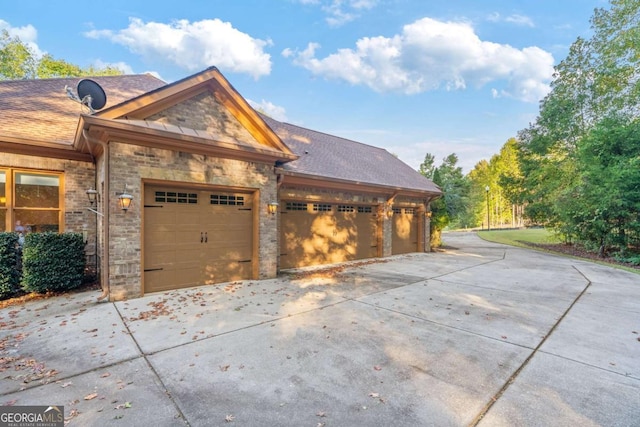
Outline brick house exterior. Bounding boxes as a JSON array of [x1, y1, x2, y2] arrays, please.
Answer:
[[0, 67, 441, 301]]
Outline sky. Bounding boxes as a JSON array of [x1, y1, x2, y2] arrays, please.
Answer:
[[1, 0, 607, 173]]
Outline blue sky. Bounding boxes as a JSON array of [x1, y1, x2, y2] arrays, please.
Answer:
[[2, 0, 606, 172]]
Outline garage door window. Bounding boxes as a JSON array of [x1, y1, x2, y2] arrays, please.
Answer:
[[313, 204, 332, 212], [357, 206, 373, 213], [337, 205, 355, 212], [155, 191, 198, 204], [210, 194, 244, 206], [286, 202, 308, 211]]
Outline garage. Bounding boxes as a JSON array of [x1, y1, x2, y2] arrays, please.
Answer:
[[143, 185, 254, 293], [392, 207, 419, 254], [279, 201, 379, 269]]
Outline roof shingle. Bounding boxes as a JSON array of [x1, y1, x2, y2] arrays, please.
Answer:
[[0, 74, 166, 144], [261, 115, 441, 194]]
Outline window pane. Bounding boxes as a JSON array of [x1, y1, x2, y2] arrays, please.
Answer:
[[15, 173, 59, 208], [0, 171, 5, 207], [15, 210, 59, 233]]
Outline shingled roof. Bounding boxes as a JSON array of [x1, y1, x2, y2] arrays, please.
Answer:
[[0, 74, 165, 144], [261, 115, 441, 195]]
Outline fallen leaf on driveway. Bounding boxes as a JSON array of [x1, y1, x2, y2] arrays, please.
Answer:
[[100, 372, 110, 378], [84, 393, 98, 400], [316, 411, 327, 417], [373, 365, 382, 371], [225, 414, 235, 422], [60, 382, 72, 388], [368, 392, 379, 398], [219, 365, 230, 372]]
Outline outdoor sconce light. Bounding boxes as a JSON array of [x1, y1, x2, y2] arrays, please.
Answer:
[[426, 211, 432, 218], [268, 202, 279, 215], [86, 188, 103, 216], [86, 188, 99, 205], [118, 190, 133, 212]]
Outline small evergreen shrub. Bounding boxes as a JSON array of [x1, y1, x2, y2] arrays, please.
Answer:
[[0, 232, 21, 299], [21, 232, 85, 293]]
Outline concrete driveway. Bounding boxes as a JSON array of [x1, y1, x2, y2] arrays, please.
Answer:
[[1, 232, 638, 426]]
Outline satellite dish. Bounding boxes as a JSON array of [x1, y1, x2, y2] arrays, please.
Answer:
[[76, 79, 107, 112]]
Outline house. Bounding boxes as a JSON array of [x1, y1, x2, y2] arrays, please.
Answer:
[[0, 67, 442, 301]]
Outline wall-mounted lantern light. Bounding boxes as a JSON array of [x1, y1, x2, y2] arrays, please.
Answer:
[[426, 211, 432, 218], [86, 188, 99, 205], [118, 190, 133, 212], [268, 202, 279, 215], [86, 188, 103, 216]]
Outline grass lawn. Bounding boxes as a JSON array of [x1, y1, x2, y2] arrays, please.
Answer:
[[474, 227, 640, 274], [476, 228, 561, 248]]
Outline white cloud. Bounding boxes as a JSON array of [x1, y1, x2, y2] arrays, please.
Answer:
[[288, 17, 554, 102], [487, 12, 535, 27], [295, 0, 377, 27], [85, 18, 272, 79], [0, 19, 44, 57], [248, 99, 288, 121], [92, 59, 135, 75]]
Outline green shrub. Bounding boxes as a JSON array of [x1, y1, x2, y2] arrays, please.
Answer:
[[0, 232, 21, 299], [21, 232, 86, 293]]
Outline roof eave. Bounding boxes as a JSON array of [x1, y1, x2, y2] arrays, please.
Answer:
[[79, 115, 298, 164], [276, 168, 442, 199]]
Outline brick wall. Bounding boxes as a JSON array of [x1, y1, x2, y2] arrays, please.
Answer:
[[107, 141, 277, 300], [0, 152, 97, 255]]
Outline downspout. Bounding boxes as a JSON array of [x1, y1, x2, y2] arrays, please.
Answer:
[[83, 129, 110, 301]]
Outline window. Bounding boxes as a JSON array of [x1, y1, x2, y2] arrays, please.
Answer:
[[405, 208, 415, 214], [155, 191, 198, 204], [210, 194, 244, 206], [393, 207, 402, 214], [357, 206, 373, 213], [286, 202, 308, 211], [313, 204, 332, 212], [0, 171, 6, 232], [0, 169, 63, 232], [337, 205, 355, 212]]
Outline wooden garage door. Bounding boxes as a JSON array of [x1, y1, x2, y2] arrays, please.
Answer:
[[392, 207, 418, 254], [144, 186, 253, 293], [280, 202, 378, 269]]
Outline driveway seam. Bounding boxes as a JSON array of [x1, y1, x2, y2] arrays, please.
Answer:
[[534, 350, 640, 381], [468, 265, 593, 427], [113, 303, 191, 426]]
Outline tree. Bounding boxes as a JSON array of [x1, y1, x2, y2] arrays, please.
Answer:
[[0, 30, 36, 79], [419, 153, 436, 179], [420, 153, 471, 246], [516, 0, 640, 252], [0, 30, 124, 80]]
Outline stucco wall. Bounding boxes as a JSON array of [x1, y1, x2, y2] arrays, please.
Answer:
[[107, 141, 277, 300]]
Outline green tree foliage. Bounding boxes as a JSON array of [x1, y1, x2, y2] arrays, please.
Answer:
[[420, 153, 471, 245], [0, 30, 123, 80], [516, 0, 640, 255], [467, 139, 525, 229]]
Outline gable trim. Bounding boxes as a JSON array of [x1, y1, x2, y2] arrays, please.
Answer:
[[78, 115, 297, 164], [95, 67, 294, 156]]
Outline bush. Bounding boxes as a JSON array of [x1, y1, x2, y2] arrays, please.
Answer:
[[0, 232, 21, 299], [21, 232, 86, 293]]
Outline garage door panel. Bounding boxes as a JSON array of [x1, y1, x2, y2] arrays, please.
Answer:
[[392, 209, 418, 254], [280, 204, 379, 269], [202, 260, 252, 285], [144, 186, 253, 293]]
